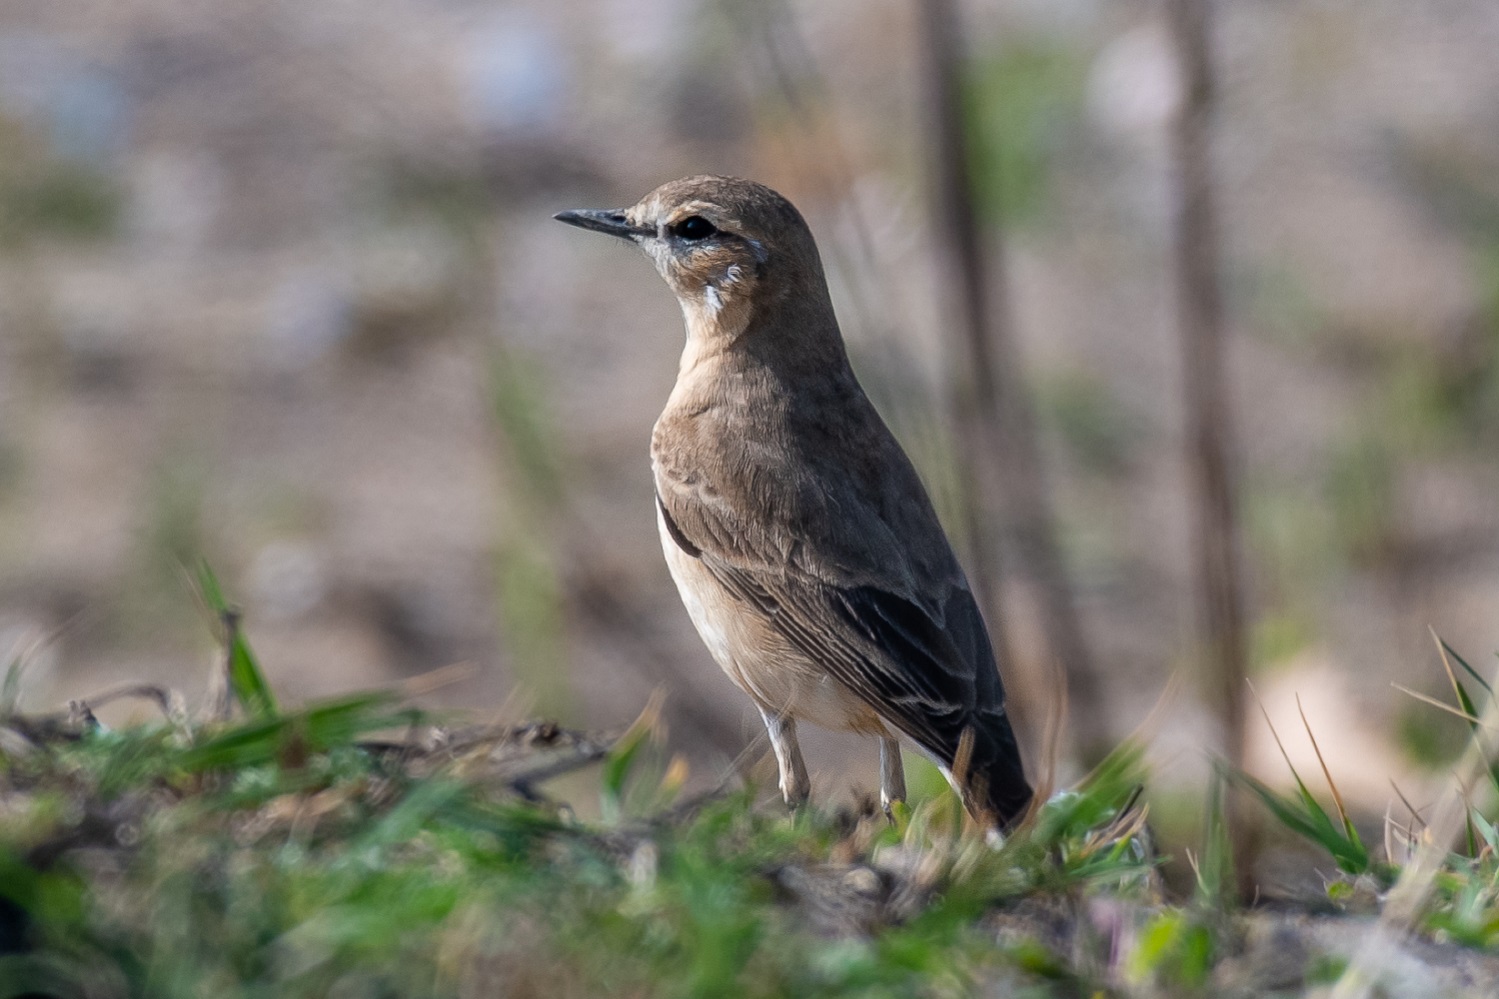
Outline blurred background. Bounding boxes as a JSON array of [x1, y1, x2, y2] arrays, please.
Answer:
[[1, 0, 1497, 850]]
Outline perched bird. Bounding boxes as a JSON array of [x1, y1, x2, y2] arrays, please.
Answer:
[[555, 176, 1033, 828]]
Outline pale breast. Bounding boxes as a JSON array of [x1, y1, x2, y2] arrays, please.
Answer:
[[656, 509, 886, 735]]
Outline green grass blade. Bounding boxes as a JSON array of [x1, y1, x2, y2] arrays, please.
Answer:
[[356, 778, 469, 849], [195, 559, 227, 610], [599, 696, 663, 823], [0, 653, 22, 717], [1438, 636, 1491, 696], [1442, 663, 1483, 731], [600, 724, 649, 823], [196, 560, 277, 719], [223, 615, 276, 720], [1470, 809, 1499, 853], [179, 692, 401, 771], [1230, 768, 1368, 874], [1196, 769, 1234, 910], [1431, 632, 1499, 796], [1031, 740, 1145, 846]]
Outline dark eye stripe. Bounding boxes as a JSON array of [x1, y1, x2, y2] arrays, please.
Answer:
[[671, 216, 716, 241]]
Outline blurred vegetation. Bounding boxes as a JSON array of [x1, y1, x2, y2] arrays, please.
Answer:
[[1396, 690, 1470, 771], [124, 453, 213, 641], [1247, 610, 1315, 672], [1322, 430, 1398, 568], [963, 41, 1085, 227], [1034, 369, 1140, 477], [0, 116, 120, 248], [1394, 133, 1499, 437], [489, 348, 573, 718], [0, 436, 22, 502], [373, 164, 495, 242]]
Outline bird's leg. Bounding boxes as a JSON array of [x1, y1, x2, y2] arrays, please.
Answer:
[[879, 737, 906, 819], [758, 707, 810, 808]]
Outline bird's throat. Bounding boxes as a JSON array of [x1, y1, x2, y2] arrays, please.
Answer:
[[677, 285, 753, 350]]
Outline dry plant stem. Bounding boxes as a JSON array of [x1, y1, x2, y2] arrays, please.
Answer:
[[1163, 0, 1253, 889], [914, 0, 1008, 666], [1296, 694, 1353, 829], [211, 609, 240, 721], [74, 683, 187, 722], [915, 0, 1107, 765], [1331, 664, 1499, 999], [1391, 682, 1485, 724], [399, 661, 479, 698]]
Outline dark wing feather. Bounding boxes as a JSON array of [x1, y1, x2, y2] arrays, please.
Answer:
[[704, 562, 988, 761], [719, 566, 967, 739]]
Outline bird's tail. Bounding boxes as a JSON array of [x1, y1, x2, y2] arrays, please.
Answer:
[[955, 716, 1034, 830]]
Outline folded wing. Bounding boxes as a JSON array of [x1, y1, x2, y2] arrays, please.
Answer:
[[655, 480, 1032, 825]]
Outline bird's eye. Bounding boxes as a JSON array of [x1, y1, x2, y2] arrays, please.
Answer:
[[671, 216, 716, 241]]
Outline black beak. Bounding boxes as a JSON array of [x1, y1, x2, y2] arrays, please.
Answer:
[[553, 208, 652, 240]]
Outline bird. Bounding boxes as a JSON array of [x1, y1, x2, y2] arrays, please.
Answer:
[[554, 175, 1033, 829]]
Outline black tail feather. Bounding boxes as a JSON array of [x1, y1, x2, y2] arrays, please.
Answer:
[[962, 715, 1033, 829]]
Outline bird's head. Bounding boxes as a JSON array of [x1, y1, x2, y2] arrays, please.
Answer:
[[554, 176, 828, 341]]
